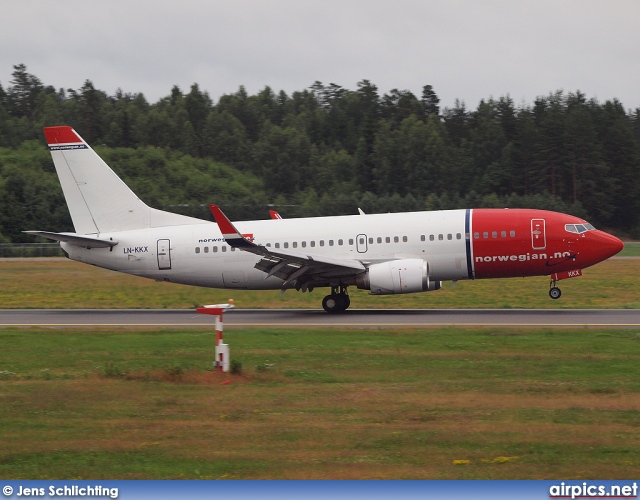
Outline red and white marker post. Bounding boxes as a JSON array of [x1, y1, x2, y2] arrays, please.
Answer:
[[196, 301, 234, 372]]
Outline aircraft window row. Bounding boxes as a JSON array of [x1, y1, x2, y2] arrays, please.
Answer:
[[374, 236, 409, 244], [473, 230, 517, 239], [420, 233, 462, 241], [195, 246, 238, 253], [196, 235, 417, 254], [266, 239, 345, 249], [565, 223, 595, 234], [264, 237, 411, 248]]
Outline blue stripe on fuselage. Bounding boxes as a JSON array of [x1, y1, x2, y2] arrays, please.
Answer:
[[465, 209, 473, 279]]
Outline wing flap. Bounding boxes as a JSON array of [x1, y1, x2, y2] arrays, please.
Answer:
[[209, 205, 365, 284]]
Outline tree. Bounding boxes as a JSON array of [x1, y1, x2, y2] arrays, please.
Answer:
[[421, 84, 440, 118], [597, 100, 640, 228], [202, 110, 251, 170], [252, 123, 311, 195], [380, 89, 420, 125], [184, 83, 212, 154], [534, 92, 566, 198], [7, 64, 43, 120]]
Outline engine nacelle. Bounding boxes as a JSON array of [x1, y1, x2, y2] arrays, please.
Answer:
[[356, 259, 442, 295]]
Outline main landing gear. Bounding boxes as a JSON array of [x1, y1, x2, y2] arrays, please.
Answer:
[[322, 286, 351, 313], [549, 280, 562, 300]]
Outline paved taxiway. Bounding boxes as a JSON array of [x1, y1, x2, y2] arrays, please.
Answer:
[[1, 308, 639, 328]]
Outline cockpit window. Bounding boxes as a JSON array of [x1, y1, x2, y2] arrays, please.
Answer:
[[565, 223, 596, 234]]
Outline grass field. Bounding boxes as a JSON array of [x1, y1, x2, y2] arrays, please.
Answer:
[[1, 327, 640, 479], [0, 257, 638, 310], [619, 242, 640, 257], [1, 257, 639, 480]]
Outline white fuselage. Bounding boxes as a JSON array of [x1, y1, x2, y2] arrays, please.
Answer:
[[62, 210, 470, 289]]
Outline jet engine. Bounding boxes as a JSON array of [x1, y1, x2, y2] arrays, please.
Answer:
[[356, 259, 442, 295]]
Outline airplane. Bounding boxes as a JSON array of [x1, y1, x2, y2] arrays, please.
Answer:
[[26, 126, 624, 313]]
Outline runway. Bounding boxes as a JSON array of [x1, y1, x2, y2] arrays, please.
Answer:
[[1, 308, 639, 328]]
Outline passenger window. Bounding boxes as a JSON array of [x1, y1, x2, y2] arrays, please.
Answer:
[[204, 247, 209, 253], [420, 235, 425, 242], [403, 236, 408, 242], [492, 231, 497, 238], [349, 239, 354, 245], [284, 242, 289, 248], [231, 247, 235, 252], [275, 243, 280, 248], [430, 235, 434, 241], [329, 240, 334, 246], [394, 236, 399, 243], [483, 232, 488, 238], [222, 246, 227, 252], [293, 242, 297, 248], [447, 234, 452, 240], [320, 240, 325, 247], [311, 241, 316, 247], [195, 247, 200, 254], [474, 232, 479, 239], [338, 239, 343, 245], [385, 237, 390, 243], [510, 230, 515, 237], [377, 237, 382, 243], [302, 241, 306, 247], [266, 243, 271, 247], [438, 234, 443, 241], [368, 238, 373, 244], [501, 231, 506, 237], [213, 246, 218, 252], [457, 233, 462, 240]]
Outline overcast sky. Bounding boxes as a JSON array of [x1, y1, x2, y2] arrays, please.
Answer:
[[1, 0, 639, 111]]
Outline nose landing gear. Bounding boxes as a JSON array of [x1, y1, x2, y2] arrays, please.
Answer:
[[549, 280, 562, 300], [322, 286, 351, 313]]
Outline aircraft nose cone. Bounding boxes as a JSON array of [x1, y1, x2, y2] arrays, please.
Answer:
[[596, 231, 624, 260]]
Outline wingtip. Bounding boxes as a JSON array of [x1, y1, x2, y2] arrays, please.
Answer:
[[209, 204, 242, 238]]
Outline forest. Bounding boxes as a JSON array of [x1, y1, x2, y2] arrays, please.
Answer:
[[1, 64, 639, 243]]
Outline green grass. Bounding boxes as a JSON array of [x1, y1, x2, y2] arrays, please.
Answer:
[[619, 241, 640, 257], [1, 327, 640, 479], [0, 257, 639, 309]]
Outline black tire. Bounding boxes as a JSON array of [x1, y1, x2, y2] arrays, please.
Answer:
[[341, 295, 351, 311], [549, 287, 562, 300], [322, 294, 340, 313], [323, 294, 350, 313]]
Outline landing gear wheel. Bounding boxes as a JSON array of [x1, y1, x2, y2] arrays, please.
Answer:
[[322, 286, 351, 313], [322, 294, 342, 313], [340, 295, 351, 310], [549, 287, 562, 300]]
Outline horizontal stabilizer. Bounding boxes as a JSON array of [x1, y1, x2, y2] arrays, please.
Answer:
[[23, 231, 118, 249]]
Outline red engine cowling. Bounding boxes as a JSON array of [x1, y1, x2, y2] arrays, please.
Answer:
[[356, 259, 442, 295]]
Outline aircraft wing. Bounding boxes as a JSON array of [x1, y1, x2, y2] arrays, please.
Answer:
[[23, 231, 118, 248], [209, 205, 365, 286]]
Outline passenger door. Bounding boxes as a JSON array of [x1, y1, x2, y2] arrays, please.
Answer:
[[157, 239, 172, 270]]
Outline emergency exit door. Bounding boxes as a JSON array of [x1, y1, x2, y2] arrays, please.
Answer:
[[356, 234, 368, 253], [531, 219, 546, 250], [157, 239, 172, 270]]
